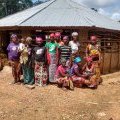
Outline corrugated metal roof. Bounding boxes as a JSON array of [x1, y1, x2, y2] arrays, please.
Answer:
[[0, 0, 120, 31]]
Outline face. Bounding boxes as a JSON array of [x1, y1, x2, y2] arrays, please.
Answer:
[[61, 61, 66, 66], [77, 62, 81, 67], [12, 37, 18, 43], [87, 61, 92, 66], [63, 38, 68, 45], [91, 40, 97, 45], [73, 36, 78, 41], [50, 37, 55, 42]]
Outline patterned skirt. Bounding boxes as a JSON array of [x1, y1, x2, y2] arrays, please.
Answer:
[[48, 53, 57, 83], [55, 76, 74, 90], [34, 61, 48, 86], [72, 75, 85, 88]]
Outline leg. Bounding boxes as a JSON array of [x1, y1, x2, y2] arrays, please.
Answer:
[[11, 61, 17, 83]]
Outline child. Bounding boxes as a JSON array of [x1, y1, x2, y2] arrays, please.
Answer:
[[55, 58, 74, 90], [7, 34, 21, 84], [33, 37, 48, 86], [20, 37, 34, 85], [18, 38, 26, 51]]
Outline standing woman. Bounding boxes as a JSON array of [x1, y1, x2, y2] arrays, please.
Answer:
[[86, 35, 101, 62], [69, 32, 80, 65], [20, 37, 34, 85], [55, 32, 64, 46], [69, 32, 80, 54], [7, 34, 21, 84], [33, 37, 48, 86], [46, 33, 59, 83]]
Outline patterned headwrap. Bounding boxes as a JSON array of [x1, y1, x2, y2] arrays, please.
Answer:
[[55, 32, 61, 38], [63, 36, 69, 40], [74, 57, 82, 63], [36, 37, 43, 43], [11, 34, 17, 38]]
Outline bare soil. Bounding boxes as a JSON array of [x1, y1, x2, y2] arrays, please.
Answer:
[[0, 66, 120, 120]]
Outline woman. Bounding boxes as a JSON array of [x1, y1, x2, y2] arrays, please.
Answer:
[[33, 37, 48, 86], [46, 33, 59, 83], [59, 36, 71, 65], [69, 32, 80, 54], [55, 32, 64, 46], [20, 37, 34, 85], [82, 57, 94, 80], [71, 57, 93, 88], [86, 35, 101, 62], [7, 34, 21, 84], [55, 58, 74, 90]]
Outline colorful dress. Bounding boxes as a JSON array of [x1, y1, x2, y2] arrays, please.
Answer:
[[20, 46, 34, 85], [71, 64, 85, 87], [86, 44, 100, 61], [7, 42, 21, 82], [55, 65, 74, 89], [33, 46, 48, 86], [46, 42, 58, 83]]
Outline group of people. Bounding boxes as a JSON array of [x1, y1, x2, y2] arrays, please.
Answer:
[[7, 32, 102, 90]]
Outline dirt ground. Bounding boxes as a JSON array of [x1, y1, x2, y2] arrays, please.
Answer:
[[0, 66, 120, 120]]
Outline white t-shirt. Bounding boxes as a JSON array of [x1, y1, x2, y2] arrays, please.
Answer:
[[69, 41, 80, 54]]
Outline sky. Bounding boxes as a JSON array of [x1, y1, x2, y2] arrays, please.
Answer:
[[32, 0, 120, 21]]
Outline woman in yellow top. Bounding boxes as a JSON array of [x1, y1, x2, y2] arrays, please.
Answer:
[[86, 35, 101, 63]]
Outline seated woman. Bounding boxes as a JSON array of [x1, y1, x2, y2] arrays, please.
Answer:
[[82, 57, 102, 88], [54, 58, 74, 90], [82, 57, 94, 79], [71, 57, 95, 88]]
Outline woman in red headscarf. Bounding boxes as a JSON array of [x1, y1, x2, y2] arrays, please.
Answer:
[[46, 33, 59, 83], [82, 57, 102, 88], [55, 32, 64, 46], [33, 37, 48, 86], [86, 35, 101, 62]]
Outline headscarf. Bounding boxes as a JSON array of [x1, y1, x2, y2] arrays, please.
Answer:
[[74, 57, 82, 63], [72, 32, 78, 37], [63, 36, 69, 40], [55, 32, 61, 38], [90, 35, 97, 41], [11, 34, 17, 38], [86, 57, 92, 62], [35, 37, 43, 43], [50, 33, 55, 38]]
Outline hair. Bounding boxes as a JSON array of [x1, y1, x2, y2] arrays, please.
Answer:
[[20, 38, 26, 43], [26, 37, 32, 44]]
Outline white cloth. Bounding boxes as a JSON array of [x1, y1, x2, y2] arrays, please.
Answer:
[[18, 43, 25, 51], [69, 41, 80, 54]]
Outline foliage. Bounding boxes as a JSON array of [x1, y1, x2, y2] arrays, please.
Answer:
[[0, 0, 33, 18]]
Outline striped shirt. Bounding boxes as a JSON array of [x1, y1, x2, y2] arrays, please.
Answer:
[[59, 45, 72, 60]]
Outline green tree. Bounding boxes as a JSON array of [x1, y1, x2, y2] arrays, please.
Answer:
[[0, 0, 33, 18]]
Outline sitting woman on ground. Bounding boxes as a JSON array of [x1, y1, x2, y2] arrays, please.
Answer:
[[82, 57, 94, 79], [71, 57, 96, 88], [55, 58, 74, 90], [82, 57, 102, 88]]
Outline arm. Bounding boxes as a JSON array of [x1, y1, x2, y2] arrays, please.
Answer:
[[74, 67, 82, 77], [56, 46, 59, 65]]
